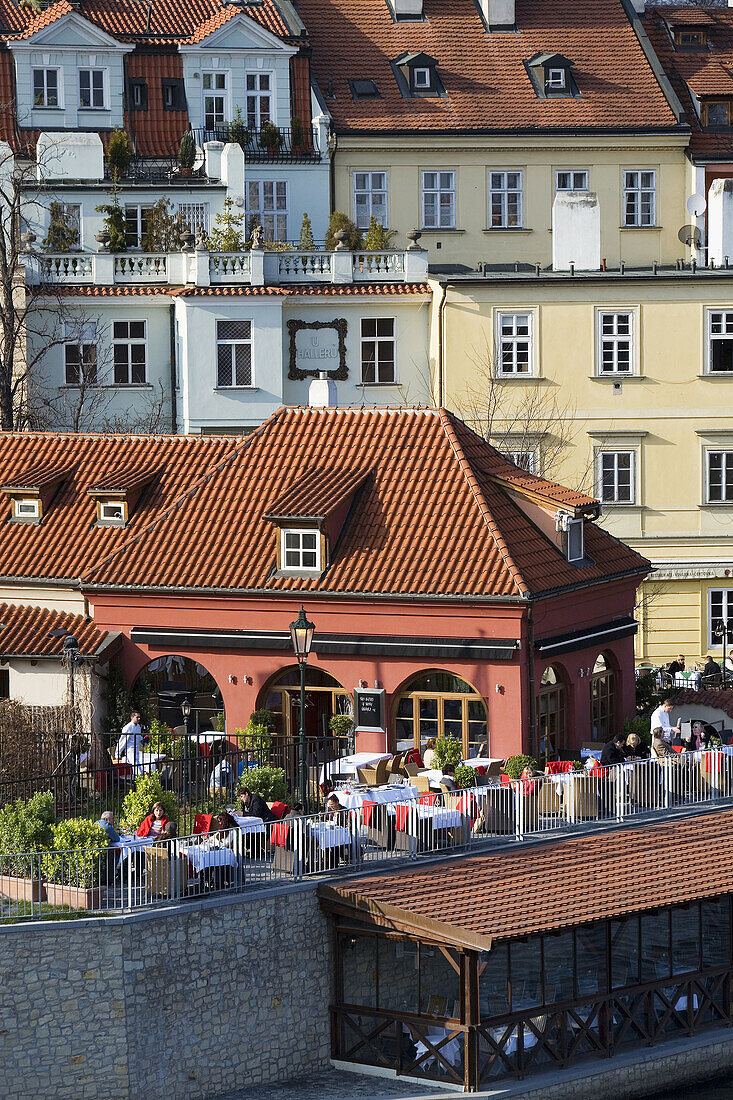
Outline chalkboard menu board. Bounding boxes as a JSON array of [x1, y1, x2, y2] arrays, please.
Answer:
[[354, 688, 386, 732]]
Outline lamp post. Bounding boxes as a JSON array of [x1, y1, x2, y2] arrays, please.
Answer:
[[289, 606, 315, 807], [181, 696, 192, 808], [714, 619, 732, 689], [49, 629, 84, 741]]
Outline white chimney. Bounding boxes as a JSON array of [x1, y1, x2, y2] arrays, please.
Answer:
[[707, 179, 733, 266], [309, 371, 338, 408], [479, 0, 516, 28], [552, 190, 601, 272], [204, 140, 224, 181], [386, 0, 423, 18]]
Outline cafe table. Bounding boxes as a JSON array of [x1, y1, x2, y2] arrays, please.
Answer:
[[334, 784, 417, 810], [319, 751, 391, 786], [180, 841, 238, 875], [231, 814, 266, 837]]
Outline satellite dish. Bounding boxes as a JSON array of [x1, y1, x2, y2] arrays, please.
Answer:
[[687, 193, 707, 217], [678, 224, 702, 248]]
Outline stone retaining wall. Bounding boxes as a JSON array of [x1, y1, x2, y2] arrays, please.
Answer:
[[0, 883, 331, 1100]]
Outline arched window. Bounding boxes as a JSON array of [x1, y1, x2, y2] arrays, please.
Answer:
[[393, 670, 488, 760], [590, 652, 617, 741], [133, 654, 223, 735], [258, 666, 352, 745], [536, 664, 568, 761]]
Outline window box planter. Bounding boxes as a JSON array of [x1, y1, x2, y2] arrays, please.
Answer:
[[44, 883, 104, 910]]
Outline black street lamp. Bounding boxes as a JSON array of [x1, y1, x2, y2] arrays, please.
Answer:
[[290, 606, 315, 807], [49, 630, 84, 741], [714, 619, 732, 688], [181, 696, 192, 806]]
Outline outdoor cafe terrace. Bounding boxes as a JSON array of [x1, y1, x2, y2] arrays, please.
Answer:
[[4, 746, 733, 924]]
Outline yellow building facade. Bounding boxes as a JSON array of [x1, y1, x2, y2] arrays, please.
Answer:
[[433, 270, 733, 666]]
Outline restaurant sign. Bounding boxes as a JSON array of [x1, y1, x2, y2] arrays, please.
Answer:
[[287, 318, 348, 381], [354, 688, 386, 733]]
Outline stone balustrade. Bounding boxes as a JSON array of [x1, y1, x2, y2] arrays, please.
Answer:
[[26, 245, 429, 289]]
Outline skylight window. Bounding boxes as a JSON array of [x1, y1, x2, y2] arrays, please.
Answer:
[[350, 79, 380, 101], [413, 67, 431, 89]]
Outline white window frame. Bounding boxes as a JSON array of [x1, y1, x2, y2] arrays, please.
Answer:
[[595, 449, 636, 505], [112, 320, 147, 386], [177, 202, 210, 237], [13, 498, 40, 521], [706, 449, 733, 504], [216, 319, 254, 389], [78, 68, 107, 110], [496, 311, 534, 376], [33, 67, 61, 108], [596, 310, 634, 375], [555, 169, 589, 191], [421, 170, 456, 229], [202, 71, 228, 131], [501, 450, 537, 474], [99, 501, 125, 524], [547, 68, 566, 89], [413, 67, 431, 89], [489, 170, 524, 228], [566, 518, 584, 563], [124, 203, 153, 249], [353, 171, 389, 230], [360, 317, 396, 384], [246, 181, 288, 242], [623, 169, 656, 227], [245, 71, 272, 131], [281, 528, 321, 572], [706, 310, 733, 374], [709, 588, 733, 649]]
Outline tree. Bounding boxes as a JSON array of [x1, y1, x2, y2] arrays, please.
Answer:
[[43, 201, 78, 253], [95, 179, 126, 253], [363, 215, 396, 251], [141, 198, 184, 252], [106, 128, 133, 182], [325, 211, 362, 251], [208, 197, 246, 252], [298, 211, 315, 251]]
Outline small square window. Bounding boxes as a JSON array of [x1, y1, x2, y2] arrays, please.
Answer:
[[14, 498, 40, 520], [547, 68, 566, 88], [413, 67, 431, 89], [281, 528, 321, 572], [99, 501, 125, 524]]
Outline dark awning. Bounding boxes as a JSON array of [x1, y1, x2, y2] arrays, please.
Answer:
[[535, 616, 637, 658]]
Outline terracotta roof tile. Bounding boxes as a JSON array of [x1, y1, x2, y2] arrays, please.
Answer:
[[125, 52, 188, 157], [321, 809, 733, 945], [0, 602, 106, 657], [265, 465, 372, 520], [81, 406, 648, 597], [39, 284, 431, 299], [298, 0, 680, 134], [670, 687, 733, 719], [0, 433, 237, 583]]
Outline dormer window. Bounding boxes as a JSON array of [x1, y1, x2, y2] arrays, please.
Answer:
[[87, 466, 156, 528], [526, 53, 579, 100], [705, 100, 732, 128], [674, 28, 707, 49], [547, 68, 566, 91], [391, 52, 445, 99], [282, 529, 321, 572], [349, 79, 381, 101], [13, 498, 40, 522], [98, 500, 126, 525], [413, 67, 430, 90]]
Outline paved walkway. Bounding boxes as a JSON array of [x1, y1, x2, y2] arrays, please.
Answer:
[[213, 1068, 453, 1100]]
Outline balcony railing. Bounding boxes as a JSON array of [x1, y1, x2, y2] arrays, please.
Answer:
[[28, 244, 429, 289], [190, 125, 321, 163], [103, 155, 209, 184]]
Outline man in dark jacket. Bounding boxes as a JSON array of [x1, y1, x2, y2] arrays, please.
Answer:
[[600, 734, 626, 767], [239, 788, 275, 823]]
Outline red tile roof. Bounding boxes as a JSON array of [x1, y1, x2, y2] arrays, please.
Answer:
[[82, 406, 648, 598], [647, 6, 733, 159], [0, 433, 237, 583], [0, 602, 106, 658], [124, 52, 188, 158], [298, 0, 680, 134], [43, 285, 431, 299], [265, 465, 372, 521], [320, 808, 733, 948], [670, 687, 733, 719]]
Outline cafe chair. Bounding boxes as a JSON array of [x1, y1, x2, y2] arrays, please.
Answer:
[[356, 758, 389, 787], [271, 820, 297, 874], [193, 813, 213, 835]]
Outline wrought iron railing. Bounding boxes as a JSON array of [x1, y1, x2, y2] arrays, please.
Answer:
[[189, 125, 321, 163]]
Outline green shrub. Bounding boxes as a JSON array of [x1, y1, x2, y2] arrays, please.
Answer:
[[170, 737, 201, 760], [291, 115, 306, 147], [0, 791, 55, 856], [504, 754, 538, 780], [455, 765, 477, 789], [325, 211, 363, 251], [120, 774, 178, 834], [43, 819, 107, 887], [214, 711, 226, 733], [106, 127, 133, 180], [44, 201, 79, 252], [238, 765, 288, 803], [433, 734, 462, 769], [178, 130, 196, 171], [229, 106, 250, 147], [623, 715, 651, 749], [208, 197, 246, 252], [363, 215, 397, 251], [329, 713, 354, 739], [147, 717, 174, 754], [259, 121, 283, 151]]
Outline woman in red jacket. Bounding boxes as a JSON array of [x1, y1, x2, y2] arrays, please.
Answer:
[[137, 802, 169, 838]]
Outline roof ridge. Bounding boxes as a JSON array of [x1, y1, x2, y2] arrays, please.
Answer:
[[81, 408, 287, 585], [437, 408, 528, 599]]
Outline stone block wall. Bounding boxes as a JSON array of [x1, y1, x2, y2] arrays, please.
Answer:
[[0, 883, 332, 1100]]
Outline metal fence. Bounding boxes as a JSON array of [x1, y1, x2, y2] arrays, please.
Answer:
[[3, 750, 733, 923]]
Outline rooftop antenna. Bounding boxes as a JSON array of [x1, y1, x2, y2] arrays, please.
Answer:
[[678, 224, 702, 251], [687, 193, 707, 218]]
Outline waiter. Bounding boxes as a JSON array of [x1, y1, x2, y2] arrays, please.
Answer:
[[649, 700, 680, 743], [115, 710, 143, 766]]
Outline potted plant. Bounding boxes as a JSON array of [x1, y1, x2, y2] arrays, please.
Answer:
[[119, 773, 178, 834], [238, 707, 276, 761], [433, 734, 462, 770], [455, 764, 478, 789], [106, 127, 133, 182], [259, 121, 282, 156], [298, 211, 315, 251], [363, 214, 397, 252], [42, 818, 108, 910], [178, 131, 196, 177], [291, 115, 306, 155], [43, 202, 79, 253], [0, 791, 54, 903], [237, 765, 288, 803], [503, 754, 538, 780], [95, 180, 126, 253], [328, 713, 354, 740], [324, 210, 363, 251], [229, 107, 250, 149]]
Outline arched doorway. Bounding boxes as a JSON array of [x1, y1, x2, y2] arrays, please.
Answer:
[[258, 666, 353, 778], [393, 670, 488, 760], [536, 665, 568, 762], [590, 652, 618, 741], [133, 654, 224, 736]]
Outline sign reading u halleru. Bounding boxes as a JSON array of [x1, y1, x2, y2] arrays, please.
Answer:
[[354, 688, 386, 733], [295, 327, 340, 364]]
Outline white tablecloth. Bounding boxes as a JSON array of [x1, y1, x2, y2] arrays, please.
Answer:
[[674, 672, 701, 689], [319, 752, 391, 785], [414, 1028, 462, 1069], [181, 844, 238, 874], [114, 834, 158, 861], [462, 756, 504, 770], [232, 814, 266, 836], [410, 806, 462, 829], [335, 785, 417, 810], [308, 824, 352, 850]]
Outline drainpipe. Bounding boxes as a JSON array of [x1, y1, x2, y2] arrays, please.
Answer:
[[527, 601, 537, 759], [169, 302, 177, 434], [437, 280, 449, 407]]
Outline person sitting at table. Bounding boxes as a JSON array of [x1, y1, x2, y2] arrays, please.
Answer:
[[97, 810, 121, 845], [703, 655, 722, 684], [323, 795, 352, 865], [284, 802, 305, 820], [239, 787, 275, 823], [623, 733, 648, 760], [651, 727, 675, 759], [136, 801, 169, 838], [668, 655, 685, 679], [211, 811, 238, 849], [650, 700, 679, 743], [440, 765, 458, 792], [423, 738, 438, 769], [600, 733, 626, 766], [209, 756, 236, 794]]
